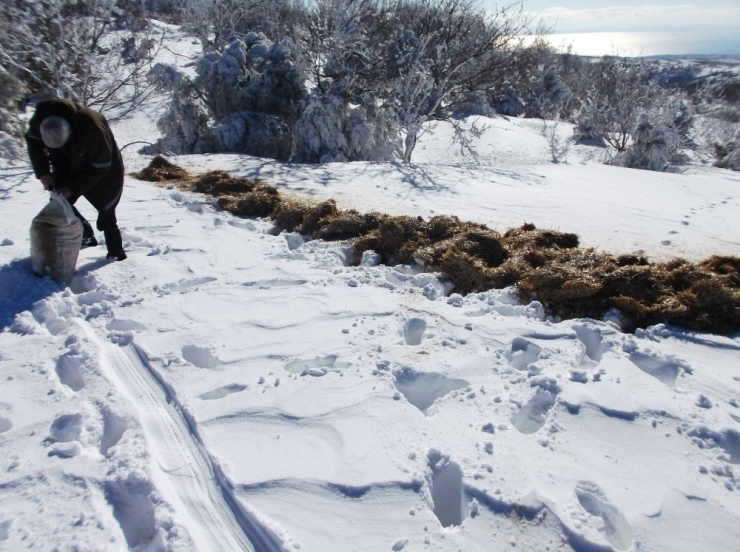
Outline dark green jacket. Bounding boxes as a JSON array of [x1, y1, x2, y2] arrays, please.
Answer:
[[26, 99, 124, 197]]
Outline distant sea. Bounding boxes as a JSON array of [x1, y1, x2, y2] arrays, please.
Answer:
[[540, 30, 740, 58]]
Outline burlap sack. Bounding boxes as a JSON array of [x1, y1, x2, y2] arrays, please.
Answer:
[[30, 193, 83, 284]]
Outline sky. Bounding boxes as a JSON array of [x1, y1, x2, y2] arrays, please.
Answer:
[[510, 1, 740, 33]]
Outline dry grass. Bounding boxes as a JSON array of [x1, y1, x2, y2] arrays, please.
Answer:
[[131, 155, 190, 182], [131, 157, 740, 335]]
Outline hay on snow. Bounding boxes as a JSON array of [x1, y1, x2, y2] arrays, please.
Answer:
[[131, 155, 190, 182], [130, 158, 740, 334]]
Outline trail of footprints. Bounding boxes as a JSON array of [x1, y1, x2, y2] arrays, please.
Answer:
[[0, 277, 188, 548], [4, 191, 735, 548], [45, 331, 170, 548], [506, 322, 697, 436]]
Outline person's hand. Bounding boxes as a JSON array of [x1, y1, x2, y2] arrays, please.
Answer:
[[40, 175, 53, 191], [57, 187, 72, 198]]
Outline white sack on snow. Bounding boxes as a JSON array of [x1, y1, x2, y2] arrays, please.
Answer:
[[30, 193, 82, 284]]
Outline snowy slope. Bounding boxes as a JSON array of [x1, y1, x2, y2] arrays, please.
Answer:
[[1, 25, 740, 552], [2, 140, 740, 551]]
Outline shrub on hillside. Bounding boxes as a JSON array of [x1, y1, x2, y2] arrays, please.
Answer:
[[146, 35, 305, 158], [0, 69, 26, 162], [293, 95, 398, 163], [612, 114, 681, 171]]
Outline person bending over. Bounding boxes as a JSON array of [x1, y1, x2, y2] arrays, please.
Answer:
[[26, 99, 126, 261]]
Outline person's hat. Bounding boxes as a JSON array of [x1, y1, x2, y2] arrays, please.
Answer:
[[39, 116, 71, 149]]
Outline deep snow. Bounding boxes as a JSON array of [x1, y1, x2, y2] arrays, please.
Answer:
[[1, 24, 740, 552]]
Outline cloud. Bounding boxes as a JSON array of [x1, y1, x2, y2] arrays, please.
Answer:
[[531, 4, 740, 33]]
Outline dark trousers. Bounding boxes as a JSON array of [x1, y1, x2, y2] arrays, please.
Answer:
[[69, 186, 124, 257], [71, 205, 95, 240]]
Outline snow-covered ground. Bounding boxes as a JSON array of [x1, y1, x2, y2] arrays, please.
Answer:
[[1, 26, 740, 552]]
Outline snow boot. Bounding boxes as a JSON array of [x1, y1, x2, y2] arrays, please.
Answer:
[[72, 206, 97, 248]]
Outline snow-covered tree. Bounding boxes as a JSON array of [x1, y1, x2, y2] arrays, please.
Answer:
[[180, 0, 307, 51], [608, 96, 694, 171], [573, 55, 660, 152], [0, 0, 160, 119], [707, 116, 740, 171], [0, 68, 26, 161], [150, 90, 212, 154], [386, 0, 534, 161], [154, 0, 536, 162], [611, 114, 680, 171], [292, 93, 398, 162], [147, 34, 305, 158], [524, 65, 571, 120]]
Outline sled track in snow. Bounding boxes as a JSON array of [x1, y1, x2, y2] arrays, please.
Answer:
[[77, 321, 285, 552]]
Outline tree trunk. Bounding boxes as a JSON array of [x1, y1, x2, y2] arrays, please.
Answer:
[[403, 125, 419, 163]]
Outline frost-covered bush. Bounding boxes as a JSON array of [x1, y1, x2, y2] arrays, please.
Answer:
[[453, 91, 496, 118], [198, 36, 303, 117], [612, 114, 680, 171], [151, 0, 539, 163], [571, 56, 658, 152], [714, 147, 740, 171], [148, 63, 186, 92], [703, 112, 740, 171], [712, 128, 740, 171], [147, 35, 306, 159], [147, 93, 212, 154], [181, 0, 307, 51], [0, 69, 26, 162], [211, 112, 292, 160], [610, 98, 694, 171], [524, 66, 571, 120], [122, 36, 156, 64], [293, 95, 398, 163], [572, 110, 608, 147], [1, 1, 157, 118], [490, 85, 525, 117]]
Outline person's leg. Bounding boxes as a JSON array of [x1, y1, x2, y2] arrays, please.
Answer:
[[97, 208, 125, 260], [66, 194, 97, 247], [70, 205, 98, 247], [84, 185, 125, 260]]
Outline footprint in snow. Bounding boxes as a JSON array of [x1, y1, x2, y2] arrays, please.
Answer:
[[48, 413, 83, 443], [284, 354, 351, 376], [106, 319, 147, 332], [0, 416, 12, 433], [574, 481, 633, 551], [55, 352, 86, 392], [167, 277, 217, 293], [403, 318, 426, 345], [243, 278, 308, 288], [229, 219, 257, 231], [104, 473, 158, 548], [181, 345, 222, 369], [0, 519, 10, 541], [393, 368, 469, 415], [428, 450, 466, 528], [199, 383, 247, 400], [511, 390, 557, 434], [571, 323, 612, 365], [687, 427, 740, 464], [46, 413, 84, 458], [507, 337, 542, 371], [628, 350, 688, 387], [100, 407, 128, 457]]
